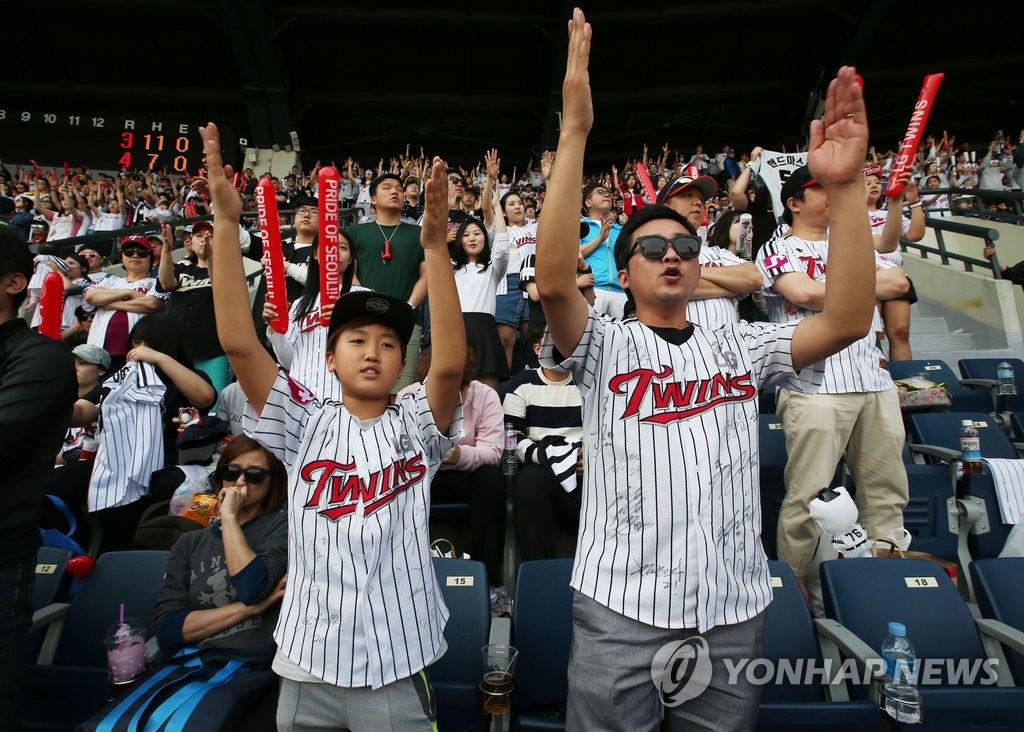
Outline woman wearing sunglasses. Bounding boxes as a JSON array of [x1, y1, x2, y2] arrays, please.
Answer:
[[83, 235, 166, 371], [154, 435, 288, 655]]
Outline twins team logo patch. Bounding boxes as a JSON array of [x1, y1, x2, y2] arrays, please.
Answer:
[[609, 366, 756, 424], [300, 456, 427, 520], [762, 253, 789, 270]]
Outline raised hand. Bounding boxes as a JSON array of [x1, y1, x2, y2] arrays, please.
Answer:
[[561, 8, 593, 136], [541, 150, 555, 179], [807, 66, 869, 189], [484, 148, 500, 179], [420, 157, 449, 251], [198, 123, 242, 222]]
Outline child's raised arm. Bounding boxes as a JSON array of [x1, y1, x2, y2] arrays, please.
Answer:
[[201, 122, 278, 413], [421, 157, 466, 433]]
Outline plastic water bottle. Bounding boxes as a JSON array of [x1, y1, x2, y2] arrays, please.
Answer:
[[959, 419, 982, 475], [997, 361, 1016, 396], [502, 422, 519, 477], [736, 213, 754, 260], [881, 621, 922, 724]]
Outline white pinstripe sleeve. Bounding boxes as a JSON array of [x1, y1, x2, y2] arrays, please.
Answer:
[[733, 320, 825, 393], [398, 381, 464, 470], [243, 371, 316, 470], [538, 304, 612, 395]]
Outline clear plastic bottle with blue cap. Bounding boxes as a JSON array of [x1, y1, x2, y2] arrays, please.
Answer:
[[881, 621, 922, 724]]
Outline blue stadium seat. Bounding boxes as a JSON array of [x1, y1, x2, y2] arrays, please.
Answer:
[[958, 358, 1024, 412], [960, 472, 1014, 560], [907, 412, 1017, 461], [888, 360, 992, 412], [904, 465, 957, 560], [431, 557, 491, 732], [1009, 411, 1024, 442], [970, 558, 1024, 683], [24, 550, 170, 731], [511, 559, 573, 731], [32, 547, 72, 616], [758, 561, 880, 731], [821, 558, 1024, 731], [759, 415, 788, 559]]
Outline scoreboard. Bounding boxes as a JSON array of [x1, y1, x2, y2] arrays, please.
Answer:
[[0, 107, 244, 172]]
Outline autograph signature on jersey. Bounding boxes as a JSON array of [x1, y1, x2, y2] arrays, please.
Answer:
[[300, 456, 427, 520], [608, 366, 756, 424]]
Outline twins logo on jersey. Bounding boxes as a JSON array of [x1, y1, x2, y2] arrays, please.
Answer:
[[299, 455, 427, 521], [609, 366, 756, 424], [286, 374, 315, 405], [762, 253, 790, 270], [299, 310, 323, 333]]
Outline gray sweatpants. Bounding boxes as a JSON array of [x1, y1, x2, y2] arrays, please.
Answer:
[[276, 671, 436, 732], [567, 592, 764, 732]]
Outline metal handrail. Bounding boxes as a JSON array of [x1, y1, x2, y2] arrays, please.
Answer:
[[920, 186, 1024, 224], [900, 215, 1003, 277]]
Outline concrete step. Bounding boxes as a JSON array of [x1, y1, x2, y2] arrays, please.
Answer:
[[911, 316, 952, 335], [910, 331, 977, 353]]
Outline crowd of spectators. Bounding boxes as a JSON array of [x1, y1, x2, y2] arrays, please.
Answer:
[[3, 107, 1024, 728]]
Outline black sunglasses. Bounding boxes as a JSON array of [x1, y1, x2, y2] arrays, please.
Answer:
[[629, 233, 701, 262], [218, 464, 271, 485], [121, 247, 150, 258]]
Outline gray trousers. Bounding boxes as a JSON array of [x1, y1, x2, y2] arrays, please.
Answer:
[[276, 671, 436, 732], [567, 592, 764, 732]]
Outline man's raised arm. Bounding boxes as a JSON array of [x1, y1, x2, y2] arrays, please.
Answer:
[[791, 67, 876, 372], [536, 8, 593, 358]]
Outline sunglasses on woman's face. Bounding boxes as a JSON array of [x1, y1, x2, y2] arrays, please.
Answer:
[[218, 464, 271, 485], [121, 247, 150, 258], [629, 233, 701, 261]]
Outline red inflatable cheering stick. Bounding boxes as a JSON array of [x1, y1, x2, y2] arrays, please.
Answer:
[[634, 164, 658, 206], [38, 271, 64, 339], [318, 167, 342, 325], [886, 73, 944, 199], [256, 179, 289, 334]]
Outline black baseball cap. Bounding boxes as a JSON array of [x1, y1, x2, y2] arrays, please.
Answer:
[[779, 165, 820, 224], [655, 175, 719, 205], [326, 291, 415, 350]]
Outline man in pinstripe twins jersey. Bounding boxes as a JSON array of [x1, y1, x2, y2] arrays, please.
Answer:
[[537, 10, 879, 731]]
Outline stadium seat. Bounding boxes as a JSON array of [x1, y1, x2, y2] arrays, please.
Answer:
[[758, 561, 880, 731], [970, 558, 1024, 683], [903, 465, 958, 560], [958, 358, 1024, 412], [431, 557, 491, 732], [907, 412, 1017, 461], [1008, 411, 1024, 442], [820, 558, 1024, 731], [759, 415, 788, 560], [888, 360, 992, 412], [32, 547, 72, 616], [23, 550, 170, 731], [511, 559, 573, 731]]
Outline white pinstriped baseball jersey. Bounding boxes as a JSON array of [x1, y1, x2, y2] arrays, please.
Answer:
[[87, 361, 166, 511], [686, 245, 748, 330], [267, 286, 370, 403], [756, 234, 895, 394], [85, 276, 169, 350], [868, 208, 910, 267], [540, 306, 823, 631], [492, 221, 537, 297], [244, 372, 462, 689]]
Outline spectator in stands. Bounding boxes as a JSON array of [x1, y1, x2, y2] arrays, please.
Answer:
[[158, 221, 230, 394], [729, 147, 781, 258], [504, 324, 583, 562], [399, 348, 507, 612], [10, 196, 33, 241], [264, 232, 360, 401], [154, 434, 287, 654], [401, 176, 423, 223], [283, 197, 319, 302], [865, 166, 924, 362], [983, 245, 1024, 286], [348, 173, 426, 392], [0, 228, 77, 728], [757, 165, 910, 602], [921, 175, 952, 217], [450, 204, 509, 388], [612, 166, 645, 217], [84, 235, 166, 371], [579, 183, 626, 318], [61, 305, 94, 348]]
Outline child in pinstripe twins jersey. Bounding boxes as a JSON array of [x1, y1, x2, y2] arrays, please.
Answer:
[[204, 120, 466, 731]]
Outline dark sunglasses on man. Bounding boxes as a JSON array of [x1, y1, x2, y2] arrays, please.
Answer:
[[628, 233, 701, 263], [217, 464, 271, 485]]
